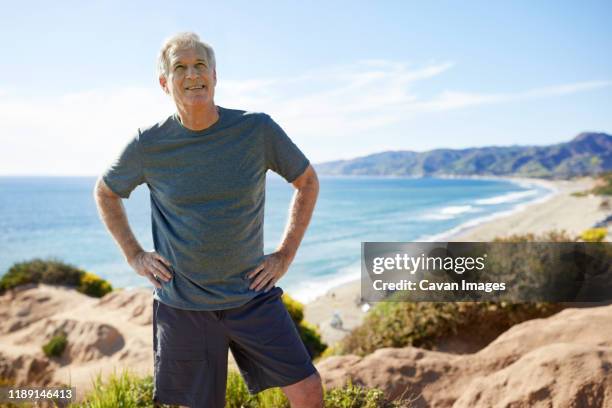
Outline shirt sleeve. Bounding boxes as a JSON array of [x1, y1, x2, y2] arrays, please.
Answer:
[[263, 115, 310, 183], [102, 130, 145, 198]]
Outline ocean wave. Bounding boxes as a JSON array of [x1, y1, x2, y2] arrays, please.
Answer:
[[423, 205, 477, 220], [441, 205, 475, 214], [286, 261, 361, 304], [475, 189, 538, 205], [418, 188, 557, 242]]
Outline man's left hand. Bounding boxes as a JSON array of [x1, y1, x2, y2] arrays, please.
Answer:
[[247, 251, 292, 292]]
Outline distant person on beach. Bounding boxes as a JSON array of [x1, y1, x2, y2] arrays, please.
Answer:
[[94, 32, 322, 408]]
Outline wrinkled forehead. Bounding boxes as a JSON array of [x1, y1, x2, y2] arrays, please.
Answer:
[[168, 44, 211, 66]]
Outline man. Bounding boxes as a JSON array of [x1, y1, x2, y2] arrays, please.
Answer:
[[93, 32, 323, 408]]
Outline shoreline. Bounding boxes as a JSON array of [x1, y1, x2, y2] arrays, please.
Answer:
[[421, 176, 559, 242], [303, 176, 610, 346]]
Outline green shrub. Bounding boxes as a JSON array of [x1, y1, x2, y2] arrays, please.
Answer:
[[592, 172, 612, 195], [492, 229, 576, 242], [298, 321, 328, 359], [42, 331, 68, 358], [570, 191, 588, 197], [0, 258, 112, 298], [225, 370, 289, 407], [580, 228, 607, 242], [282, 292, 304, 323], [338, 301, 562, 356], [281, 293, 327, 359], [76, 371, 177, 408], [78, 272, 113, 298], [339, 231, 575, 357], [325, 381, 407, 408]]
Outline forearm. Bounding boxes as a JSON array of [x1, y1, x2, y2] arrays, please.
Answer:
[[277, 173, 319, 262], [94, 180, 143, 263]]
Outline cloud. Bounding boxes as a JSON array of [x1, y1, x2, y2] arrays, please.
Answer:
[[0, 88, 173, 175], [417, 80, 612, 111], [0, 61, 610, 174]]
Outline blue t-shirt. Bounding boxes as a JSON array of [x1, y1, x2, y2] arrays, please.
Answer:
[[102, 106, 310, 310]]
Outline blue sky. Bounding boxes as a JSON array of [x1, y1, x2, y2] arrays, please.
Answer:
[[1, 0, 611, 175]]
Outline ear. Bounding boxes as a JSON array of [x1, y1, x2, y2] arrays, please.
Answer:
[[159, 75, 169, 94], [212, 68, 217, 86]]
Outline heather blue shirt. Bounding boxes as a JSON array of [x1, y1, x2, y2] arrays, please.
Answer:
[[102, 107, 310, 310]]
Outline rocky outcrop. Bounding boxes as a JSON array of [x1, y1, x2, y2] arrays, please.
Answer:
[[317, 304, 612, 407], [0, 284, 152, 401]]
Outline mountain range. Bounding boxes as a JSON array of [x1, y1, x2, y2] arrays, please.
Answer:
[[316, 132, 612, 178]]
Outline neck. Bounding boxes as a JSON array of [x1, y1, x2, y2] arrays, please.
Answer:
[[177, 104, 219, 131]]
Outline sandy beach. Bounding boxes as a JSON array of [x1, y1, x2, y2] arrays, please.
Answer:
[[303, 177, 611, 346]]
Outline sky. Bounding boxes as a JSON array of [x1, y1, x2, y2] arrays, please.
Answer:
[[0, 0, 611, 175]]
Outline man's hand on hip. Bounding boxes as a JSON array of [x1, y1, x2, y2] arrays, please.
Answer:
[[247, 252, 291, 292], [128, 251, 173, 289]]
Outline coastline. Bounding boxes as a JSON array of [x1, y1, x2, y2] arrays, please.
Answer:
[[303, 176, 610, 346]]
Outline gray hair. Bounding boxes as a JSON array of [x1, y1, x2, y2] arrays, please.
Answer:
[[157, 32, 216, 77]]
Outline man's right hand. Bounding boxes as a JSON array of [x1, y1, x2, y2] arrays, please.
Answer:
[[128, 251, 173, 289]]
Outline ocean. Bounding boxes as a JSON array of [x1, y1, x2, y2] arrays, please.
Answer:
[[0, 175, 553, 302]]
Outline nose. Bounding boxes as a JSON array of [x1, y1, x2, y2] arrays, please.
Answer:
[[186, 65, 199, 79]]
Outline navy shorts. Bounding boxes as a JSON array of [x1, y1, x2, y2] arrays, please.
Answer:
[[152, 287, 317, 408]]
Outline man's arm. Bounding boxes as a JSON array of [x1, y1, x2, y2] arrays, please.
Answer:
[[248, 165, 319, 291], [93, 178, 172, 288]]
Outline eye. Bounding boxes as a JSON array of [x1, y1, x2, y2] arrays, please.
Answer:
[[174, 65, 185, 71]]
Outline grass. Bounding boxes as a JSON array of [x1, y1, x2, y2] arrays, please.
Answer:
[[71, 370, 407, 407], [42, 331, 68, 358]]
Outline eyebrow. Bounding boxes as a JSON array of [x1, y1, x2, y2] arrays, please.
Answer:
[[172, 59, 208, 68]]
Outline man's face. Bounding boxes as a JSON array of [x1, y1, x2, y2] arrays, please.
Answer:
[[160, 47, 216, 110]]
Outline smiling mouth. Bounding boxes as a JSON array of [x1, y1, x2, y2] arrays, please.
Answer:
[[185, 85, 206, 90]]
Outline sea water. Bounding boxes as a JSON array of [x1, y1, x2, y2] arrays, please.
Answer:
[[0, 175, 553, 302]]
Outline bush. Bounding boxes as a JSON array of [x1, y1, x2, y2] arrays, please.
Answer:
[[76, 371, 177, 408], [281, 292, 304, 323], [298, 321, 328, 358], [492, 229, 576, 242], [592, 172, 612, 196], [225, 370, 289, 408], [338, 231, 576, 357], [325, 381, 408, 408], [338, 301, 562, 356], [0, 258, 112, 298], [580, 228, 607, 242], [42, 331, 68, 358], [281, 293, 327, 358], [0, 258, 82, 293], [78, 272, 113, 297]]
